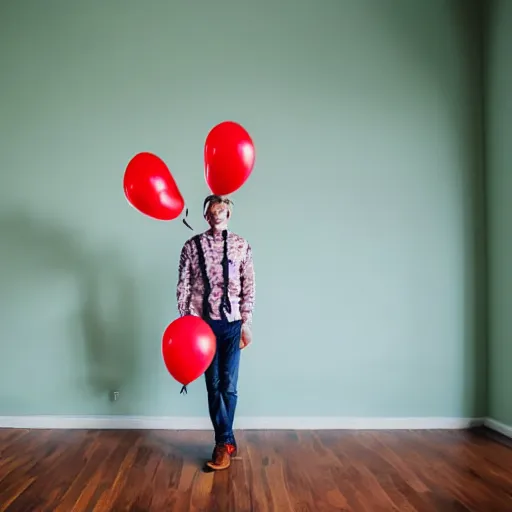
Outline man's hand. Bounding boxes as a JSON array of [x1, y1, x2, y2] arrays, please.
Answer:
[[240, 324, 252, 349]]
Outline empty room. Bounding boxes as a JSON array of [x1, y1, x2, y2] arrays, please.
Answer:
[[1, 0, 511, 510]]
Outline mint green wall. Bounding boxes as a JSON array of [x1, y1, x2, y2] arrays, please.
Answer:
[[0, 0, 487, 418], [487, 0, 512, 427]]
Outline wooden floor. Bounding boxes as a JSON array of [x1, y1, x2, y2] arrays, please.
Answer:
[[0, 427, 511, 511]]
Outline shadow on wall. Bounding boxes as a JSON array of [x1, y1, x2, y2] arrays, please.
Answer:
[[0, 211, 139, 415]]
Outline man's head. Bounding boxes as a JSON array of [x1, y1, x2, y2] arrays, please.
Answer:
[[203, 195, 233, 230]]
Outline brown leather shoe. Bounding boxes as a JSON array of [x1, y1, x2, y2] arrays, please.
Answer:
[[210, 443, 237, 460], [205, 444, 231, 471]]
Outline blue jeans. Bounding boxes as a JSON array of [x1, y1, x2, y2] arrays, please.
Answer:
[[204, 319, 242, 446]]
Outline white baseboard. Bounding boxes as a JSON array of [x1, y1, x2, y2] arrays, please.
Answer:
[[0, 415, 484, 431], [484, 417, 512, 439]]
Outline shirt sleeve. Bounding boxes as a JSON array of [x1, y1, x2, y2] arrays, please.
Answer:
[[177, 242, 193, 317], [240, 243, 255, 327]]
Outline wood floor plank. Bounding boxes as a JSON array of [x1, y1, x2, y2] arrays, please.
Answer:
[[0, 427, 511, 511]]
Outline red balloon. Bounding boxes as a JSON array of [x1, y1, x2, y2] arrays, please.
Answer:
[[204, 121, 255, 195], [162, 316, 216, 387], [124, 152, 185, 221]]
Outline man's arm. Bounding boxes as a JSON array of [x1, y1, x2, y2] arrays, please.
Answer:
[[177, 242, 193, 317], [240, 243, 255, 328]]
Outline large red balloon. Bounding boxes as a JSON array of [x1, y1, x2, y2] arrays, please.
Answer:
[[162, 316, 216, 388], [124, 152, 185, 221], [204, 121, 255, 195]]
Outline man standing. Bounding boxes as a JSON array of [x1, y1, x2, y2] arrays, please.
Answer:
[[176, 195, 255, 471]]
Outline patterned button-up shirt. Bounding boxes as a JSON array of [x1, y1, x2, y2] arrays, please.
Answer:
[[176, 229, 255, 327]]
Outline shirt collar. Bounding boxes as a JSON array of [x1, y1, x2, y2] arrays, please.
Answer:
[[206, 228, 229, 240]]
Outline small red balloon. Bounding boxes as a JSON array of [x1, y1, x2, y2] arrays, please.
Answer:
[[162, 316, 216, 387], [204, 121, 255, 195], [124, 152, 185, 221]]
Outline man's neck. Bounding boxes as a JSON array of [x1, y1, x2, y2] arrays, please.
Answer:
[[208, 226, 228, 237]]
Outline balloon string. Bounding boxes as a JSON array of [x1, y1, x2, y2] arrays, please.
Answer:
[[182, 207, 194, 230], [180, 385, 188, 395]]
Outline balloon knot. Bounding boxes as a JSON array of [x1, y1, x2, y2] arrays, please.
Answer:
[[180, 385, 188, 395]]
